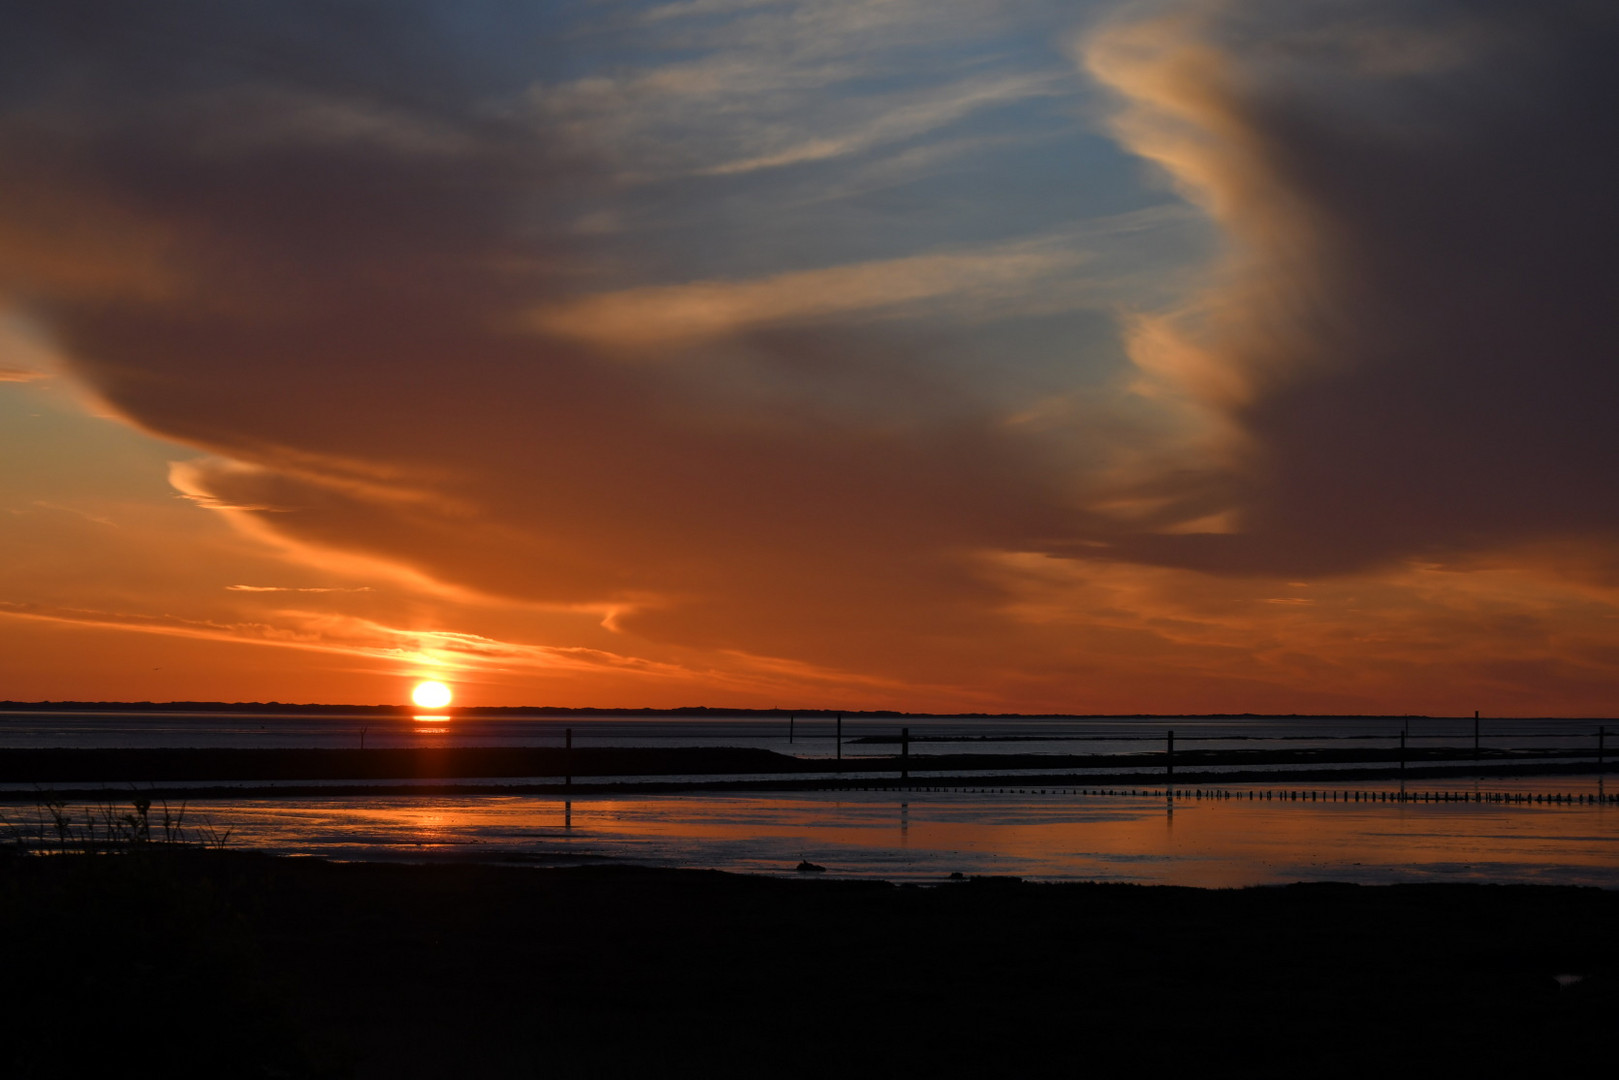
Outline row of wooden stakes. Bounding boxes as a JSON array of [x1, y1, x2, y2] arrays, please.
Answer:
[[819, 785, 1615, 805]]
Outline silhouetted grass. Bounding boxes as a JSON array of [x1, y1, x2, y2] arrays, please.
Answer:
[[1, 794, 231, 855]]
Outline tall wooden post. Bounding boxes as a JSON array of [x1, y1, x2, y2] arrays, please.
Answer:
[[789, 714, 795, 744], [1599, 726, 1606, 774]]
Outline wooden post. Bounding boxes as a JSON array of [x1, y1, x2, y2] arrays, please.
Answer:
[[789, 714, 795, 744], [901, 726, 909, 781], [360, 726, 367, 751], [1599, 726, 1606, 774], [565, 727, 573, 788], [1399, 728, 1406, 780]]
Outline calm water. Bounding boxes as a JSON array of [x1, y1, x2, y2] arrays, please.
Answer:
[[3, 711, 1613, 887], [9, 775, 1610, 888]]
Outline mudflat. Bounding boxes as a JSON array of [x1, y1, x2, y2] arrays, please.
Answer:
[[2, 850, 1614, 1078], [0, 744, 1603, 798]]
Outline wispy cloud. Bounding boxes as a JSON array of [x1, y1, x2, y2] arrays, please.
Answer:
[[694, 72, 1070, 176], [0, 599, 684, 679], [30, 500, 117, 527], [532, 1, 1080, 181], [226, 585, 375, 593], [533, 206, 1198, 347], [530, 244, 1085, 347]]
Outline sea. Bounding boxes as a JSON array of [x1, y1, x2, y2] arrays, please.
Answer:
[[1, 709, 1613, 888]]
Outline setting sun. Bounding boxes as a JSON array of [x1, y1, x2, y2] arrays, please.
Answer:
[[411, 680, 452, 709]]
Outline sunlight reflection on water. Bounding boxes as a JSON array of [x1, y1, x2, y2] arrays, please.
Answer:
[[143, 774, 1619, 888]]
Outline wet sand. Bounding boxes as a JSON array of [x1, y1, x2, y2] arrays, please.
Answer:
[[3, 849, 1614, 1078]]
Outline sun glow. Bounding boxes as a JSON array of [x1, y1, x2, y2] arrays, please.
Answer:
[[411, 680, 452, 709]]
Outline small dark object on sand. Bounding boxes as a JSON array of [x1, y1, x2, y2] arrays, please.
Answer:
[[796, 860, 827, 873]]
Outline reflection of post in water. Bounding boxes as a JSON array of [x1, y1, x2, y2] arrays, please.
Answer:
[[1399, 726, 1407, 797], [564, 800, 572, 831], [1166, 729, 1175, 814], [899, 801, 908, 844], [1599, 727, 1607, 805]]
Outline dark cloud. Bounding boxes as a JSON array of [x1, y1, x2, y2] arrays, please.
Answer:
[[1088, 0, 1619, 576]]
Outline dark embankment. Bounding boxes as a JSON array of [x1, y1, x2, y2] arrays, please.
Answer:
[[0, 746, 808, 784], [0, 745, 1605, 795], [2, 851, 1614, 1078]]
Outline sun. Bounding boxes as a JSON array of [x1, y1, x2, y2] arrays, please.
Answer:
[[411, 680, 452, 709]]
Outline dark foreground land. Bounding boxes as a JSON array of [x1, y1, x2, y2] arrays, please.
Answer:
[[2, 851, 1615, 1078]]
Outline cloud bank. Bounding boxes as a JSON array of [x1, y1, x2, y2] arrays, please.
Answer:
[[1085, 0, 1619, 576]]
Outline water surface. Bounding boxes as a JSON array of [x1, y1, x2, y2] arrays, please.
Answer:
[[23, 773, 1605, 888]]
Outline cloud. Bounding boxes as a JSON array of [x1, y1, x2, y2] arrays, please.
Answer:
[[0, 598, 688, 679], [1081, 0, 1619, 576], [226, 585, 375, 594], [530, 245, 1087, 347], [11, 1, 1619, 713], [0, 1, 1106, 681], [533, 205, 1198, 350], [531, 0, 1082, 182], [692, 73, 1070, 176]]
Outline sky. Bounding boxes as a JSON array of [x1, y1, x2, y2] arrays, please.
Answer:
[[4, 0, 1619, 714]]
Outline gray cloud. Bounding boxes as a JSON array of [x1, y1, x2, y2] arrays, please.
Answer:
[[1085, 0, 1619, 576]]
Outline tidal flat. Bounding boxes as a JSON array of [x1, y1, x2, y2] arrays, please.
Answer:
[[3, 849, 1614, 1078]]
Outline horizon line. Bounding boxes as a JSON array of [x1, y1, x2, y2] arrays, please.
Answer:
[[1, 700, 1612, 722]]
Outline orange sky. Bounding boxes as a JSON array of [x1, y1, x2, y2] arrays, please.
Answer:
[[5, 1, 1619, 714]]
